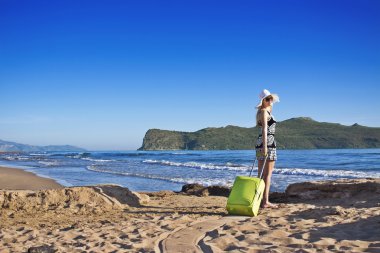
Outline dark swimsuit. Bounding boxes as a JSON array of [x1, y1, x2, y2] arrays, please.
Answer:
[[255, 111, 277, 161]]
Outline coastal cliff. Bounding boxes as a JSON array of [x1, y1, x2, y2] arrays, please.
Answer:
[[139, 117, 380, 150]]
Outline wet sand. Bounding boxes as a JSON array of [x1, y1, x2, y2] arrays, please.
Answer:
[[0, 166, 63, 190]]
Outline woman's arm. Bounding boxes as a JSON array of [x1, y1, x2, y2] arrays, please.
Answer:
[[261, 109, 268, 155]]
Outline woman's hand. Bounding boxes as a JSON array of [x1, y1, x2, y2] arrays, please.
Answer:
[[262, 147, 268, 156]]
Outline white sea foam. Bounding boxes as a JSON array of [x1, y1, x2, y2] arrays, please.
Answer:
[[30, 153, 47, 156], [143, 159, 249, 171], [86, 162, 380, 189], [3, 156, 30, 161], [81, 157, 113, 162], [2, 156, 16, 161], [66, 152, 91, 159], [86, 166, 232, 186], [38, 160, 60, 167], [142, 159, 380, 178], [274, 168, 380, 178]]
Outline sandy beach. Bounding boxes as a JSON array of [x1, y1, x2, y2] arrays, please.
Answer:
[[1, 166, 379, 252], [0, 166, 63, 190]]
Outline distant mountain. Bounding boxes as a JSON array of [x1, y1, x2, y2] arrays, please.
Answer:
[[139, 117, 380, 150], [0, 139, 86, 152]]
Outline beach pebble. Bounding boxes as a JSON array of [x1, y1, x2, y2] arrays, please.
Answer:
[[27, 245, 55, 253]]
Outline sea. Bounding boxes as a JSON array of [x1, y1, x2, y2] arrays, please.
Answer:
[[0, 149, 379, 192]]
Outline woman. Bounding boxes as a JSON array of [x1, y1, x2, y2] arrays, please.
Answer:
[[255, 89, 280, 208]]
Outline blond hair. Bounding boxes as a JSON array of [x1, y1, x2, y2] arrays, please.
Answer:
[[256, 107, 262, 126], [256, 106, 272, 126]]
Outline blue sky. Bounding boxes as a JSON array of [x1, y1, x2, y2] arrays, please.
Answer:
[[1, 0, 379, 150]]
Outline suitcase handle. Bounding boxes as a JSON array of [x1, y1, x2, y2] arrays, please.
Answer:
[[248, 154, 268, 179]]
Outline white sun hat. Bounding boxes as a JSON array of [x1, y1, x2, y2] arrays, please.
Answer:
[[255, 89, 280, 108]]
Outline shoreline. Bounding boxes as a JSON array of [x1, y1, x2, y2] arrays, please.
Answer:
[[0, 166, 63, 190], [1, 149, 379, 193]]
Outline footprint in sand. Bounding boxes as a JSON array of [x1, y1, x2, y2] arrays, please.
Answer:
[[157, 216, 245, 253]]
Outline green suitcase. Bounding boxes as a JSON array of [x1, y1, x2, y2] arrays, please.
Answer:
[[226, 155, 267, 216]]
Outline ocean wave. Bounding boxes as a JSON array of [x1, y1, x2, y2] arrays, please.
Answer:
[[142, 159, 380, 178], [170, 152, 201, 156], [143, 159, 249, 171], [107, 152, 201, 157], [86, 166, 232, 186], [72, 152, 91, 158], [2, 156, 17, 161], [30, 153, 47, 156], [46, 152, 91, 158], [81, 157, 113, 162], [47, 152, 81, 157], [86, 163, 380, 189], [2, 156, 30, 161], [38, 160, 60, 167], [274, 168, 380, 178]]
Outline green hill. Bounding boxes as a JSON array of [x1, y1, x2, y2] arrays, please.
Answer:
[[138, 117, 380, 150]]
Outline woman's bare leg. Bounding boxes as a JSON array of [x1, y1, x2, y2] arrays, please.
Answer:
[[257, 160, 264, 179], [258, 160, 278, 208]]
